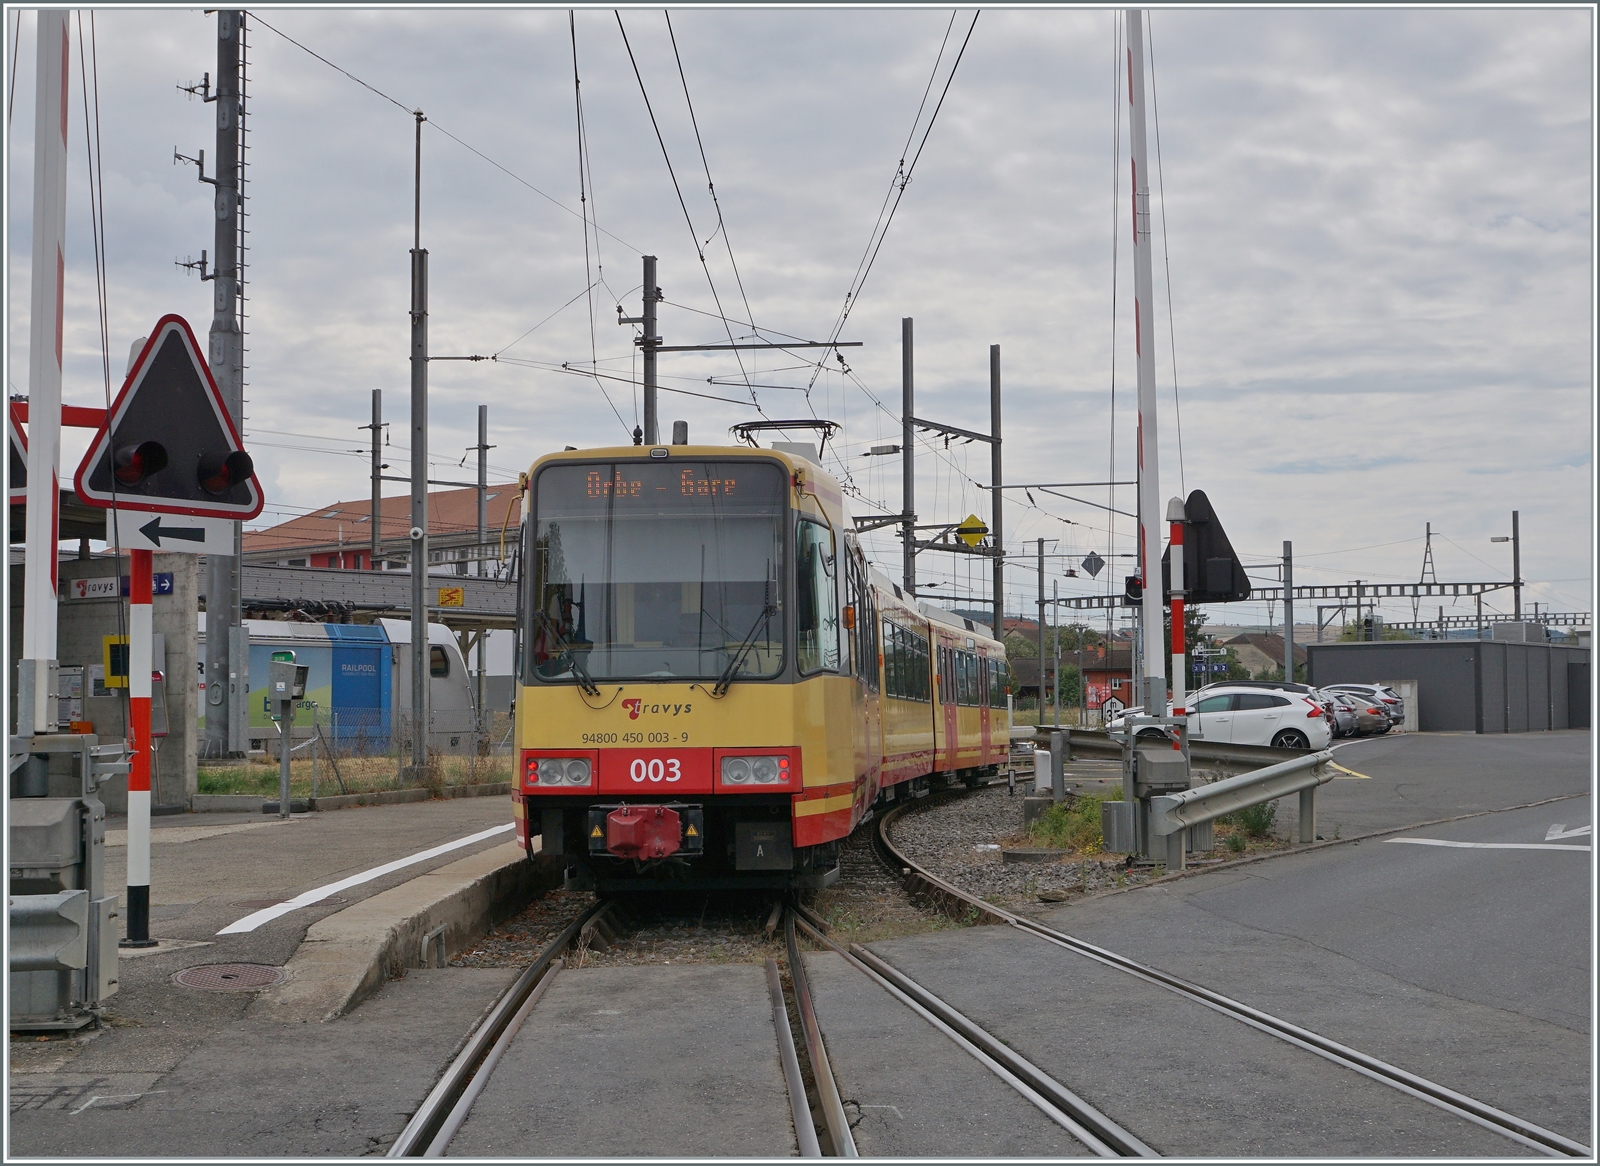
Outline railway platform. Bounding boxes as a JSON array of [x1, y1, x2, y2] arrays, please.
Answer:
[[9, 795, 543, 1157]]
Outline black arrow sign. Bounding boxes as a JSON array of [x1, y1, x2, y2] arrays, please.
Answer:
[[139, 516, 206, 546]]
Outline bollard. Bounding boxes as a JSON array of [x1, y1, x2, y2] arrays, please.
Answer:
[[1050, 732, 1065, 806]]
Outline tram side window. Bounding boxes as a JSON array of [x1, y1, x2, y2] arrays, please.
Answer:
[[883, 620, 930, 702], [796, 520, 840, 675], [989, 657, 1007, 707]]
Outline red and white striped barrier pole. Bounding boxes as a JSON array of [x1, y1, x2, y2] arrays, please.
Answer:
[[123, 548, 156, 947], [18, 9, 69, 735], [1167, 497, 1187, 748]]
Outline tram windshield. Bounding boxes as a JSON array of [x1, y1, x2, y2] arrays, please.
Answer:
[[528, 460, 785, 683]]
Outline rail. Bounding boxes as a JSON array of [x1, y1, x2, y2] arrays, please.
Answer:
[[387, 901, 603, 1157], [873, 797, 1592, 1158], [784, 913, 858, 1156], [789, 904, 1152, 1157]]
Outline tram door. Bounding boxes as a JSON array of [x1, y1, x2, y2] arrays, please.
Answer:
[[979, 654, 992, 764], [938, 637, 959, 773]]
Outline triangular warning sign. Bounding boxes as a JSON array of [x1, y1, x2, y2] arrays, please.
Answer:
[[8, 403, 26, 503], [1161, 489, 1251, 604], [685, 824, 697, 836], [73, 315, 262, 519], [590, 825, 604, 838]]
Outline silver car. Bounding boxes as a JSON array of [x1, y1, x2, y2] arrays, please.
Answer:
[[1317, 689, 1358, 737], [1322, 683, 1405, 728], [1330, 690, 1389, 736]]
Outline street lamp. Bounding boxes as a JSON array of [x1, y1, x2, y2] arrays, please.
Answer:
[[1489, 509, 1521, 620]]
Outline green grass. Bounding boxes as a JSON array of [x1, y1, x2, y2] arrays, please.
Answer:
[[1026, 788, 1123, 854]]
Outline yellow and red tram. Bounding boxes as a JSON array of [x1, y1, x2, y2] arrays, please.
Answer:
[[510, 443, 1008, 891]]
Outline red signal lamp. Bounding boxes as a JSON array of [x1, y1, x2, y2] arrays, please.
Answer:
[[112, 441, 168, 486], [198, 449, 254, 496]]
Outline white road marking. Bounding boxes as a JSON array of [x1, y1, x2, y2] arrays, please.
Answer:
[[70, 1090, 167, 1115], [1387, 838, 1590, 852], [1545, 823, 1591, 841], [216, 823, 515, 934]]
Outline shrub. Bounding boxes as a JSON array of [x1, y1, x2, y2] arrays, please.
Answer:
[[1028, 788, 1122, 854], [1233, 800, 1278, 838], [1225, 832, 1247, 853]]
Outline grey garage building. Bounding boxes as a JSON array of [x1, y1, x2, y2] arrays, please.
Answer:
[[1306, 639, 1590, 734]]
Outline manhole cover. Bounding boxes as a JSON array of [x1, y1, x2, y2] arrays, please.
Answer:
[[172, 963, 287, 991]]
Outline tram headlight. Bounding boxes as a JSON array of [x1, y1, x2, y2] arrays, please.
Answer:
[[721, 755, 791, 786], [531, 756, 593, 787]]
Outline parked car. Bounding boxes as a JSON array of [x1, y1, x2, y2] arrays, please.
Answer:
[[1193, 678, 1337, 731], [1330, 690, 1390, 736], [1321, 683, 1405, 728], [1110, 685, 1332, 750], [1318, 689, 1359, 738]]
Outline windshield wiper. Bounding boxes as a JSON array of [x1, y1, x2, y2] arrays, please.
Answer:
[[568, 649, 601, 697], [714, 601, 775, 697]]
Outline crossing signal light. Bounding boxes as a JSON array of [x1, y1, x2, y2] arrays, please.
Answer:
[[74, 316, 262, 519], [1161, 489, 1250, 604], [198, 450, 254, 496], [113, 441, 168, 486]]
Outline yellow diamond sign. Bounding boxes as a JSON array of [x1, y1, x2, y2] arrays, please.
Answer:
[[956, 513, 988, 548]]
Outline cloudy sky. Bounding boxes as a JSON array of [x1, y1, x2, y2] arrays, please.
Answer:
[[7, 6, 1593, 634]]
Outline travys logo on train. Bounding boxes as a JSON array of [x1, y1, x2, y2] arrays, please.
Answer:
[[621, 698, 693, 720]]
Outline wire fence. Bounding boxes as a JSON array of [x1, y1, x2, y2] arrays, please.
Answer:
[[202, 704, 518, 800]]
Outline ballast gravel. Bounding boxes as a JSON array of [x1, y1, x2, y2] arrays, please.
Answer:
[[451, 780, 1290, 968], [887, 786, 1146, 910]]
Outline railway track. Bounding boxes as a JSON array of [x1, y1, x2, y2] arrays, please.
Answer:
[[870, 794, 1594, 1159], [391, 895, 824, 1158]]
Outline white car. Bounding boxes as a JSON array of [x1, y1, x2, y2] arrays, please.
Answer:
[[1108, 685, 1332, 750]]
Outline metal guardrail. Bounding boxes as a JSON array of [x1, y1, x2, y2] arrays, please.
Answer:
[[9, 890, 89, 973], [1151, 748, 1335, 848], [1028, 726, 1307, 771]]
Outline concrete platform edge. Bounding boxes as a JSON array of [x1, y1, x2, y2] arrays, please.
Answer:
[[249, 838, 552, 1024], [189, 782, 511, 814]]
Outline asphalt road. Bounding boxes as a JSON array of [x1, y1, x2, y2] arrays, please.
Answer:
[[10, 731, 1590, 1157]]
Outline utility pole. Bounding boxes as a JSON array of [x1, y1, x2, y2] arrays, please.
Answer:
[[367, 389, 382, 569], [1052, 579, 1061, 726], [641, 255, 660, 445], [902, 318, 915, 594], [990, 344, 1003, 639], [18, 9, 69, 736], [409, 109, 430, 779], [199, 10, 246, 757], [1127, 9, 1166, 720], [1283, 540, 1294, 681], [475, 404, 491, 740], [1512, 510, 1522, 620], [1036, 539, 1046, 709]]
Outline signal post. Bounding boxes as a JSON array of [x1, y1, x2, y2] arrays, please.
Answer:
[[75, 314, 262, 944]]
